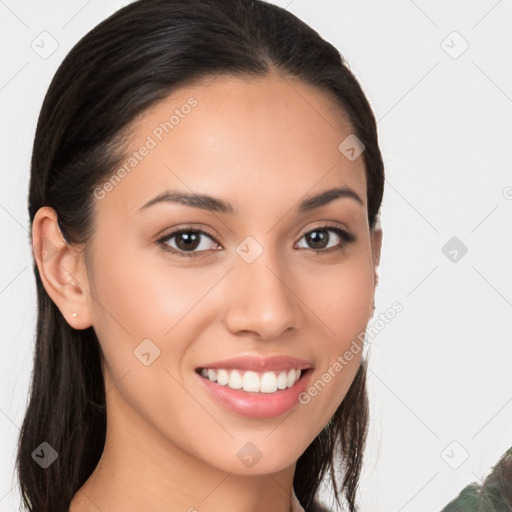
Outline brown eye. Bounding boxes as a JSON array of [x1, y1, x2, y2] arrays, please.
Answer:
[[173, 231, 201, 251], [296, 225, 355, 252], [157, 228, 221, 257]]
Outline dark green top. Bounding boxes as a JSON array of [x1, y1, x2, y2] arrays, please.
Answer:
[[439, 446, 512, 512]]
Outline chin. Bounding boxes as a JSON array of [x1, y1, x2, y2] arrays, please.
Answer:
[[187, 437, 302, 476]]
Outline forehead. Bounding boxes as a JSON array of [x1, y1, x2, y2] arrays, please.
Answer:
[[96, 72, 367, 218]]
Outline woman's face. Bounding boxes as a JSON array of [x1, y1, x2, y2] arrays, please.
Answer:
[[80, 72, 381, 475]]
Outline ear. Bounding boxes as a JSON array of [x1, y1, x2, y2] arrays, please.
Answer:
[[370, 225, 382, 289], [31, 206, 93, 329]]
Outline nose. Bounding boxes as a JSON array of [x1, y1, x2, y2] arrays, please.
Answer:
[[222, 251, 304, 340]]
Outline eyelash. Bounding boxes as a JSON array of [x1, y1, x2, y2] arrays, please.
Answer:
[[156, 223, 356, 258]]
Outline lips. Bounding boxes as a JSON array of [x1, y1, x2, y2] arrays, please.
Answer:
[[195, 355, 314, 418]]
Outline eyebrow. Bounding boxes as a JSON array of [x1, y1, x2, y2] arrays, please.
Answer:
[[138, 185, 364, 214]]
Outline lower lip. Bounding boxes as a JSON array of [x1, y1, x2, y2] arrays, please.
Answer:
[[196, 369, 313, 419]]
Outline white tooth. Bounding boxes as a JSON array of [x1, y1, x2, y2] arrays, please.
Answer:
[[206, 368, 302, 392], [276, 371, 288, 389], [242, 371, 260, 392], [217, 369, 229, 386], [228, 370, 243, 389], [260, 371, 278, 393]]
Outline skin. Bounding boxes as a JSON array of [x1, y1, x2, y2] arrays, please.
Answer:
[[33, 71, 382, 512]]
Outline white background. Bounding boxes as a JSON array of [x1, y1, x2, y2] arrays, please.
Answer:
[[1, 1, 511, 511]]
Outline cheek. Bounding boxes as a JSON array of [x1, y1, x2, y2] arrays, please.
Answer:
[[86, 247, 228, 454], [299, 255, 375, 341], [89, 242, 215, 343], [294, 257, 373, 423], [87, 244, 227, 396]]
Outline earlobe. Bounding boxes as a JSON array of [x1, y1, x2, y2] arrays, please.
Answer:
[[32, 206, 92, 330]]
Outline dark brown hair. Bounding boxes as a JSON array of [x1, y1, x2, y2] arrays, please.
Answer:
[[18, 1, 384, 510]]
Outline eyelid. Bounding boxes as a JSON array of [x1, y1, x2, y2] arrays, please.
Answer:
[[155, 224, 220, 245], [297, 220, 350, 239]]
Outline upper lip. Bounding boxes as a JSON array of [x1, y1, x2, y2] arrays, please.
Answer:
[[197, 355, 313, 372]]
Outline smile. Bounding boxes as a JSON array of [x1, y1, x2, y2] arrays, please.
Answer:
[[198, 368, 302, 393], [195, 357, 314, 418]]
